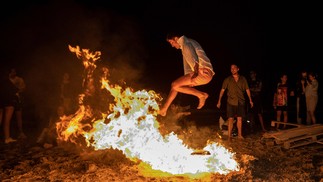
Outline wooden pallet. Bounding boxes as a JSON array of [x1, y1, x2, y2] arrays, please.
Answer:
[[270, 121, 304, 128], [263, 121, 323, 149]]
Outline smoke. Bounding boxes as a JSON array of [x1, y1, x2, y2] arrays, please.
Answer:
[[158, 104, 216, 149], [0, 0, 148, 133]]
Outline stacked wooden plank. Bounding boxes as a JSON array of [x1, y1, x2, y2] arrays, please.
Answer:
[[262, 121, 323, 149]]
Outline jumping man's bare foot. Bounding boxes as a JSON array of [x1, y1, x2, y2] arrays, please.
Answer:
[[158, 107, 167, 116], [197, 93, 209, 109]]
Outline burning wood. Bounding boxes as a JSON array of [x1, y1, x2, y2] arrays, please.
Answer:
[[191, 149, 211, 155]]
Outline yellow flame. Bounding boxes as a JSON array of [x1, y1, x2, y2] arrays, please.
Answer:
[[57, 45, 239, 175]]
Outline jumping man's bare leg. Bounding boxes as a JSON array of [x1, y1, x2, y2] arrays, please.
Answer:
[[159, 72, 211, 116], [159, 89, 178, 116]]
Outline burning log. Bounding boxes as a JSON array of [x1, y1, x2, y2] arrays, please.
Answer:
[[191, 149, 211, 155]]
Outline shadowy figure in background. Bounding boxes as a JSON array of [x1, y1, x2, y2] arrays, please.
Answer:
[[60, 72, 75, 115], [216, 64, 253, 140], [81, 66, 114, 120], [295, 70, 307, 124], [36, 105, 66, 148], [305, 72, 318, 125], [248, 70, 266, 132], [273, 74, 294, 129], [158, 32, 215, 117], [9, 68, 27, 139], [0, 69, 19, 144]]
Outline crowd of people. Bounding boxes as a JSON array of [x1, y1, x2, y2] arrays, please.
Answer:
[[158, 33, 320, 141]]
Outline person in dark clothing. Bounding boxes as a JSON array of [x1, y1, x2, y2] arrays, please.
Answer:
[[9, 68, 27, 139], [0, 70, 19, 144], [248, 70, 266, 132], [295, 70, 307, 124]]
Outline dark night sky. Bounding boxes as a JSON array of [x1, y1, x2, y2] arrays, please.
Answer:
[[0, 0, 321, 113]]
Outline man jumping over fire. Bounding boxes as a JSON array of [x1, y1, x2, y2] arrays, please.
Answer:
[[158, 33, 215, 116]]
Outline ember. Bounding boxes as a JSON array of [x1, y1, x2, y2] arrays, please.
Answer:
[[56, 45, 239, 175]]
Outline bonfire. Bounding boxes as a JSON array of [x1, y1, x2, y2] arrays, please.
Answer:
[[55, 45, 239, 177]]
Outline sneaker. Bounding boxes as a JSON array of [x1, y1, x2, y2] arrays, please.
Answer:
[[5, 137, 17, 144]]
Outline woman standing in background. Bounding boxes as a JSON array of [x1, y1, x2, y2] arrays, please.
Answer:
[[305, 72, 318, 125]]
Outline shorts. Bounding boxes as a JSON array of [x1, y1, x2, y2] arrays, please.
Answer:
[[191, 68, 214, 86], [14, 95, 23, 111], [227, 103, 246, 118], [276, 106, 287, 111], [0, 98, 16, 108]]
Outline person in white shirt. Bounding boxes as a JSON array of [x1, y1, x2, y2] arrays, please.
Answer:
[[158, 33, 214, 116]]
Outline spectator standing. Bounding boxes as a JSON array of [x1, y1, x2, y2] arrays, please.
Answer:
[[273, 74, 294, 129], [0, 70, 19, 143], [60, 72, 74, 115], [216, 64, 253, 140], [295, 70, 307, 124], [9, 68, 27, 139], [305, 72, 318, 125], [248, 70, 266, 132]]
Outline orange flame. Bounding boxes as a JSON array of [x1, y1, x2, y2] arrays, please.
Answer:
[[56, 45, 239, 176]]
